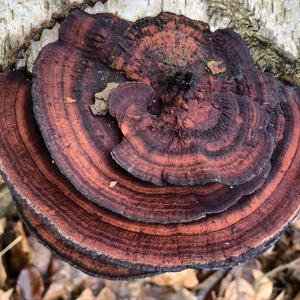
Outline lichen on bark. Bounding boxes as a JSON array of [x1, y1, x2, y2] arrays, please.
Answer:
[[205, 0, 300, 85]]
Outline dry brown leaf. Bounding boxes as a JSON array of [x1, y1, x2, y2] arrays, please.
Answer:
[[263, 245, 276, 257], [10, 221, 32, 271], [230, 260, 262, 284], [0, 186, 13, 218], [151, 269, 199, 290], [127, 280, 150, 299], [207, 60, 226, 74], [274, 290, 285, 300], [291, 216, 300, 230], [218, 273, 233, 297], [196, 270, 228, 300], [252, 269, 273, 300], [43, 282, 69, 300], [95, 82, 120, 101], [90, 99, 108, 116], [46, 260, 85, 298], [16, 267, 44, 300], [28, 236, 51, 276], [0, 217, 7, 289], [0, 288, 13, 300], [96, 287, 116, 300], [65, 97, 77, 103], [0, 257, 7, 289], [0, 218, 6, 236], [77, 288, 95, 300], [181, 288, 197, 300], [223, 278, 255, 300], [90, 82, 119, 116]]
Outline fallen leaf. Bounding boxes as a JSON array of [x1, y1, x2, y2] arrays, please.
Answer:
[[0, 219, 7, 287], [197, 270, 228, 299], [9, 221, 32, 271], [230, 260, 262, 284], [263, 245, 276, 257], [16, 267, 44, 300], [28, 236, 51, 276], [181, 288, 197, 300], [274, 290, 285, 300], [0, 186, 13, 218], [0, 288, 13, 300], [127, 279, 148, 298], [45, 259, 90, 299], [252, 269, 273, 300], [0, 258, 7, 288], [291, 216, 300, 230], [0, 218, 6, 236], [223, 278, 255, 300], [95, 82, 120, 101], [96, 287, 116, 300], [90, 99, 108, 116], [151, 269, 199, 290], [90, 82, 119, 116], [207, 60, 226, 74], [218, 273, 233, 298], [109, 181, 118, 188], [65, 97, 77, 103], [77, 288, 95, 300], [43, 282, 69, 300]]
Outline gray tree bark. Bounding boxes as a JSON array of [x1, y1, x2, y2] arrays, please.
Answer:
[[0, 0, 299, 84]]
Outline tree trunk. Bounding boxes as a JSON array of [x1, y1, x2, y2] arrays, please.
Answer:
[[0, 0, 299, 84]]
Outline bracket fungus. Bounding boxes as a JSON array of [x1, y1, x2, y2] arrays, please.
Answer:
[[0, 10, 299, 279]]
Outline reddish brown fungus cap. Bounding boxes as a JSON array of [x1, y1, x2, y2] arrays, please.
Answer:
[[32, 31, 272, 223], [108, 82, 273, 185], [0, 72, 154, 279], [2, 71, 300, 274], [113, 13, 258, 101], [0, 10, 300, 278]]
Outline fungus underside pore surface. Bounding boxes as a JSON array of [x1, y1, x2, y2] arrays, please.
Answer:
[[0, 10, 299, 278]]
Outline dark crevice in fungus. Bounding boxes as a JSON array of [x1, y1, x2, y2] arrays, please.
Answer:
[[0, 10, 300, 279]]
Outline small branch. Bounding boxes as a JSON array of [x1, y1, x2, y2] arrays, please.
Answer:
[[0, 235, 23, 257], [195, 270, 228, 300], [254, 257, 300, 290]]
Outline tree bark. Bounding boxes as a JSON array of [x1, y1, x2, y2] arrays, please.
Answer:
[[0, 0, 299, 84]]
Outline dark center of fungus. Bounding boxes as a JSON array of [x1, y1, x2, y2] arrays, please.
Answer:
[[167, 71, 194, 92], [147, 71, 193, 116]]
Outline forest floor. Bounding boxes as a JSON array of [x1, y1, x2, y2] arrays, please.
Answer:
[[0, 177, 300, 300]]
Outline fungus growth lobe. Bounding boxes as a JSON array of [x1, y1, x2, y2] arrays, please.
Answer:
[[0, 10, 299, 279]]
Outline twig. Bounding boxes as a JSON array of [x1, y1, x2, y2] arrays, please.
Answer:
[[0, 235, 23, 257], [254, 256, 300, 290], [195, 270, 228, 300]]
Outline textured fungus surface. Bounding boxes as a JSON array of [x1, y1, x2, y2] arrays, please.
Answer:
[[32, 24, 273, 223], [0, 72, 153, 279], [0, 10, 300, 279], [108, 82, 273, 185]]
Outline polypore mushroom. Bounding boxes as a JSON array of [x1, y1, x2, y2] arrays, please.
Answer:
[[0, 10, 299, 278], [108, 82, 273, 186], [0, 72, 154, 279]]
